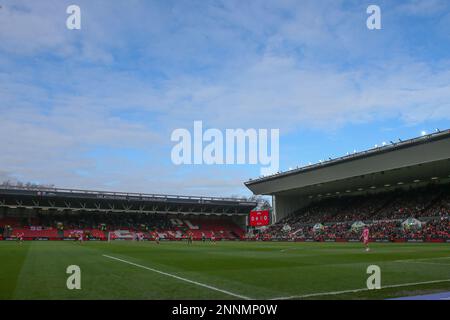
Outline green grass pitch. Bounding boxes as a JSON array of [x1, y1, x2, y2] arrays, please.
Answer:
[[0, 241, 449, 300]]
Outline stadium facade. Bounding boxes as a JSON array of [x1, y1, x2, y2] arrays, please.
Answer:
[[245, 129, 450, 223]]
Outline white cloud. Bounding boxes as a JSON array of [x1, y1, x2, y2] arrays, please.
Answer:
[[156, 55, 450, 131]]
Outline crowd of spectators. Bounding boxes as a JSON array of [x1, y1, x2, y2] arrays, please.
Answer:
[[262, 185, 450, 241], [261, 217, 449, 241]]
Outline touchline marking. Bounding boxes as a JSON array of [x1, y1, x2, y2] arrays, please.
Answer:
[[396, 256, 450, 262], [270, 279, 450, 300], [393, 260, 450, 266], [103, 254, 252, 300], [392, 256, 450, 266]]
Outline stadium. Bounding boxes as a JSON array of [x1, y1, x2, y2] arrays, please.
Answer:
[[1, 130, 449, 300], [2, 2, 450, 306]]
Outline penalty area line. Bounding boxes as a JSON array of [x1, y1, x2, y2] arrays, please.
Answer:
[[102, 254, 252, 300], [270, 278, 450, 300]]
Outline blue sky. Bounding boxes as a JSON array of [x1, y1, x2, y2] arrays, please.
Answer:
[[0, 0, 449, 197]]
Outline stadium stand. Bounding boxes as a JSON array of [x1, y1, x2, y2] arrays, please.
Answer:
[[0, 187, 255, 241], [244, 129, 450, 243], [259, 185, 449, 242], [0, 184, 448, 242]]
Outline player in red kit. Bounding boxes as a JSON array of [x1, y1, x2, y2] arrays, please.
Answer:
[[361, 226, 370, 252]]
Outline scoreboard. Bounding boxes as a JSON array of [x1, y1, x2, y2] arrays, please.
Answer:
[[249, 210, 270, 227]]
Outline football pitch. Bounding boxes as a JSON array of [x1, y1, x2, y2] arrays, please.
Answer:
[[0, 241, 449, 300]]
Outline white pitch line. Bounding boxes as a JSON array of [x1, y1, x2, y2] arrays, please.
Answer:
[[393, 260, 450, 266], [392, 256, 450, 266], [103, 254, 252, 300], [395, 256, 450, 262], [271, 279, 450, 300]]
